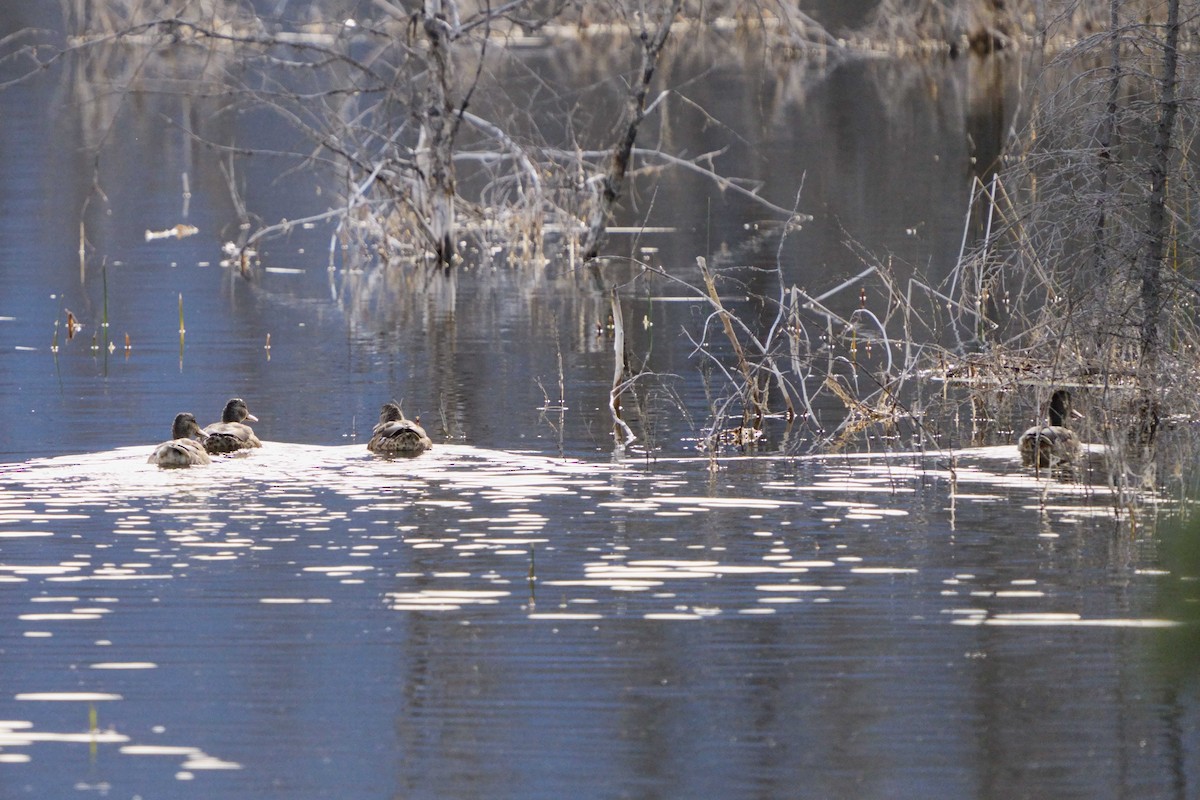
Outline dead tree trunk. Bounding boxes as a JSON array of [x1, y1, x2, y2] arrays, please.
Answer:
[[1138, 0, 1180, 369], [418, 0, 459, 267], [581, 0, 682, 260], [1091, 0, 1121, 276]]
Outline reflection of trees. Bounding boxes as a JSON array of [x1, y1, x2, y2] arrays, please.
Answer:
[[18, 2, 1136, 457], [321, 28, 1023, 454], [23, 2, 846, 268]]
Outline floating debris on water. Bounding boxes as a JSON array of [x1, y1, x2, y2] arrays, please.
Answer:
[[220, 241, 257, 274], [144, 224, 199, 242]]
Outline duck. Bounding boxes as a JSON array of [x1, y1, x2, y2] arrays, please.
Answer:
[[367, 402, 433, 455], [1018, 389, 1082, 468], [203, 397, 262, 454], [148, 413, 211, 468]]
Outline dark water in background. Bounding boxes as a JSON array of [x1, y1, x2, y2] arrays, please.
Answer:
[[0, 9, 1197, 800]]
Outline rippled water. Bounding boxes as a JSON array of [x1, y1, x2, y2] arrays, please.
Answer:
[[1, 6, 1197, 797], [0, 441, 1192, 798]]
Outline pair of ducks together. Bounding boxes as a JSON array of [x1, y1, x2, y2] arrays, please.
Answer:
[[150, 400, 432, 468], [149, 398, 262, 467]]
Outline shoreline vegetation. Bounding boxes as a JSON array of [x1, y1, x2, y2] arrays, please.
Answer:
[[5, 0, 1200, 509], [46, 2, 1152, 60]]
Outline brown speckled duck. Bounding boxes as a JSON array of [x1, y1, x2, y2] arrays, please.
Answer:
[[203, 398, 262, 454], [367, 402, 432, 456], [1018, 389, 1082, 468], [148, 413, 211, 468]]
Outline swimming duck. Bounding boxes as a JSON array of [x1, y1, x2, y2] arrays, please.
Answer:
[[203, 397, 262, 454], [148, 413, 211, 468], [367, 402, 433, 455], [1018, 389, 1082, 468]]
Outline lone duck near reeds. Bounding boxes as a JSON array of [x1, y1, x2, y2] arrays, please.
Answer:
[[367, 402, 432, 456], [148, 413, 211, 468], [203, 398, 262, 454], [1018, 389, 1082, 468]]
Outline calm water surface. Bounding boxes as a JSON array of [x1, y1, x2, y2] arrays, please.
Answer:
[[0, 7, 1196, 799]]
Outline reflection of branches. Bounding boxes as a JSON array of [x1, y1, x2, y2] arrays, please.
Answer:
[[580, 0, 683, 259], [598, 236, 928, 456], [9, 1, 855, 269], [608, 288, 637, 446], [591, 194, 1006, 458]]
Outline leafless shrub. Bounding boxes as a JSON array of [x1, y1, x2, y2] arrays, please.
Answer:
[[925, 0, 1200, 500]]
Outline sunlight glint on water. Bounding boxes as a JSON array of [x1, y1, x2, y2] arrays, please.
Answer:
[[0, 441, 1183, 790]]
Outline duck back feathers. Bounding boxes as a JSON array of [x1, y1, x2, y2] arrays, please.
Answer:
[[1018, 390, 1082, 468], [368, 402, 432, 455], [149, 413, 211, 468], [203, 398, 261, 454]]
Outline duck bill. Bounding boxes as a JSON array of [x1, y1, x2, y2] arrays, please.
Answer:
[[244, 413, 259, 422]]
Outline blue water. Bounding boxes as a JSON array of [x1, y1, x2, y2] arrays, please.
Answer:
[[0, 443, 1193, 798], [0, 9, 1196, 799]]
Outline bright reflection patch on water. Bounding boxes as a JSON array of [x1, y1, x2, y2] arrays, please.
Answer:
[[14, 693, 123, 702], [1, 443, 1161, 621], [0, 440, 1183, 789], [952, 614, 1180, 628]]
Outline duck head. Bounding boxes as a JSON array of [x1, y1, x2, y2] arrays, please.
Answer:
[[1048, 389, 1080, 428], [171, 412, 208, 441], [378, 401, 404, 424], [220, 398, 258, 424]]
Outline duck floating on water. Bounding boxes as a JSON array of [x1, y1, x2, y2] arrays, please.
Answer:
[[1018, 389, 1082, 468], [203, 398, 262, 454], [149, 413, 211, 468], [367, 402, 432, 455]]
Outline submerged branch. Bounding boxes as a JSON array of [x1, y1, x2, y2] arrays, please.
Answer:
[[609, 288, 636, 446]]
